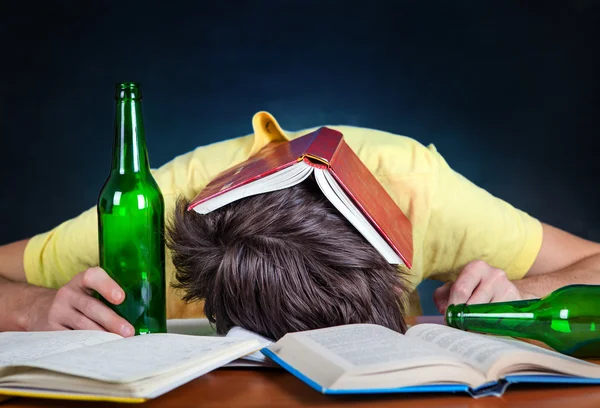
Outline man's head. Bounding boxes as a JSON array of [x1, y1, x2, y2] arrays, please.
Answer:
[[167, 179, 408, 340]]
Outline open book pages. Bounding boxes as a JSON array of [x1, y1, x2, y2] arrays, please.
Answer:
[[167, 318, 277, 368], [193, 160, 401, 264], [192, 159, 313, 214], [0, 330, 262, 401], [313, 168, 401, 264], [225, 327, 277, 367], [263, 323, 600, 395]]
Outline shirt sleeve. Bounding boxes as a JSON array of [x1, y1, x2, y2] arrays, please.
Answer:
[[22, 153, 194, 287], [422, 147, 543, 282], [24, 205, 99, 288], [24, 134, 256, 288]]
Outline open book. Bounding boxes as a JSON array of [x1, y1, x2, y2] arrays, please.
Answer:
[[262, 323, 600, 398], [0, 330, 262, 403], [225, 326, 277, 368], [187, 127, 413, 266], [166, 319, 277, 368]]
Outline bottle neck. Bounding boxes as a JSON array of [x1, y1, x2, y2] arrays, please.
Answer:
[[445, 298, 542, 339], [111, 97, 150, 175]]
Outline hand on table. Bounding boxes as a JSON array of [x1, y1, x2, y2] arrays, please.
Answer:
[[26, 267, 134, 337], [433, 260, 534, 315]]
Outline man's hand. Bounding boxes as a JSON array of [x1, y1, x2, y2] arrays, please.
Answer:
[[26, 267, 134, 337], [433, 260, 534, 315]]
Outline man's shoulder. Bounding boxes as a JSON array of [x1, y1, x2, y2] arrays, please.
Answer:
[[315, 124, 441, 175], [185, 119, 441, 177], [186, 117, 429, 161]]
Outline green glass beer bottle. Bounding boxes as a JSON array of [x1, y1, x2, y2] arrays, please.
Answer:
[[97, 82, 167, 335], [445, 284, 600, 357]]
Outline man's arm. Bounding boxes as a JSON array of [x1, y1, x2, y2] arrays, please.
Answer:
[[0, 239, 52, 330], [0, 275, 54, 331], [0, 239, 28, 282], [513, 222, 600, 296], [434, 222, 600, 313], [0, 240, 134, 335]]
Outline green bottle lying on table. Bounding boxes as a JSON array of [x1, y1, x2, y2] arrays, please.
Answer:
[[445, 284, 600, 357]]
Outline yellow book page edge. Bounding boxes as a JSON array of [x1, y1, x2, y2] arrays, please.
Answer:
[[0, 389, 146, 404]]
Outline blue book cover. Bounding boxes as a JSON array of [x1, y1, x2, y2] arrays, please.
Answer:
[[260, 323, 600, 398], [262, 348, 600, 397]]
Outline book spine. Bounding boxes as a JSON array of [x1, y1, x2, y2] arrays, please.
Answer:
[[303, 127, 344, 164], [302, 157, 328, 170]]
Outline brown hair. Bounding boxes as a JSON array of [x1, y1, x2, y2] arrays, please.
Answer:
[[167, 179, 408, 340]]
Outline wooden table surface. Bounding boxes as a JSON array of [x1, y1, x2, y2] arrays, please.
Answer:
[[5, 368, 600, 408], [4, 316, 600, 407]]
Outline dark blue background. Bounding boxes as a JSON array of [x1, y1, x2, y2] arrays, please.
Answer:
[[1, 1, 598, 314]]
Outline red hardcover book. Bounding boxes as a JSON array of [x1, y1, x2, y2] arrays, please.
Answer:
[[188, 127, 413, 267]]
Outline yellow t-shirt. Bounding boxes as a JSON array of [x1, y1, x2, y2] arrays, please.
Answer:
[[23, 111, 543, 318]]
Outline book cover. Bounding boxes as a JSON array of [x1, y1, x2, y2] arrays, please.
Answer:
[[261, 348, 600, 398], [188, 127, 413, 267]]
